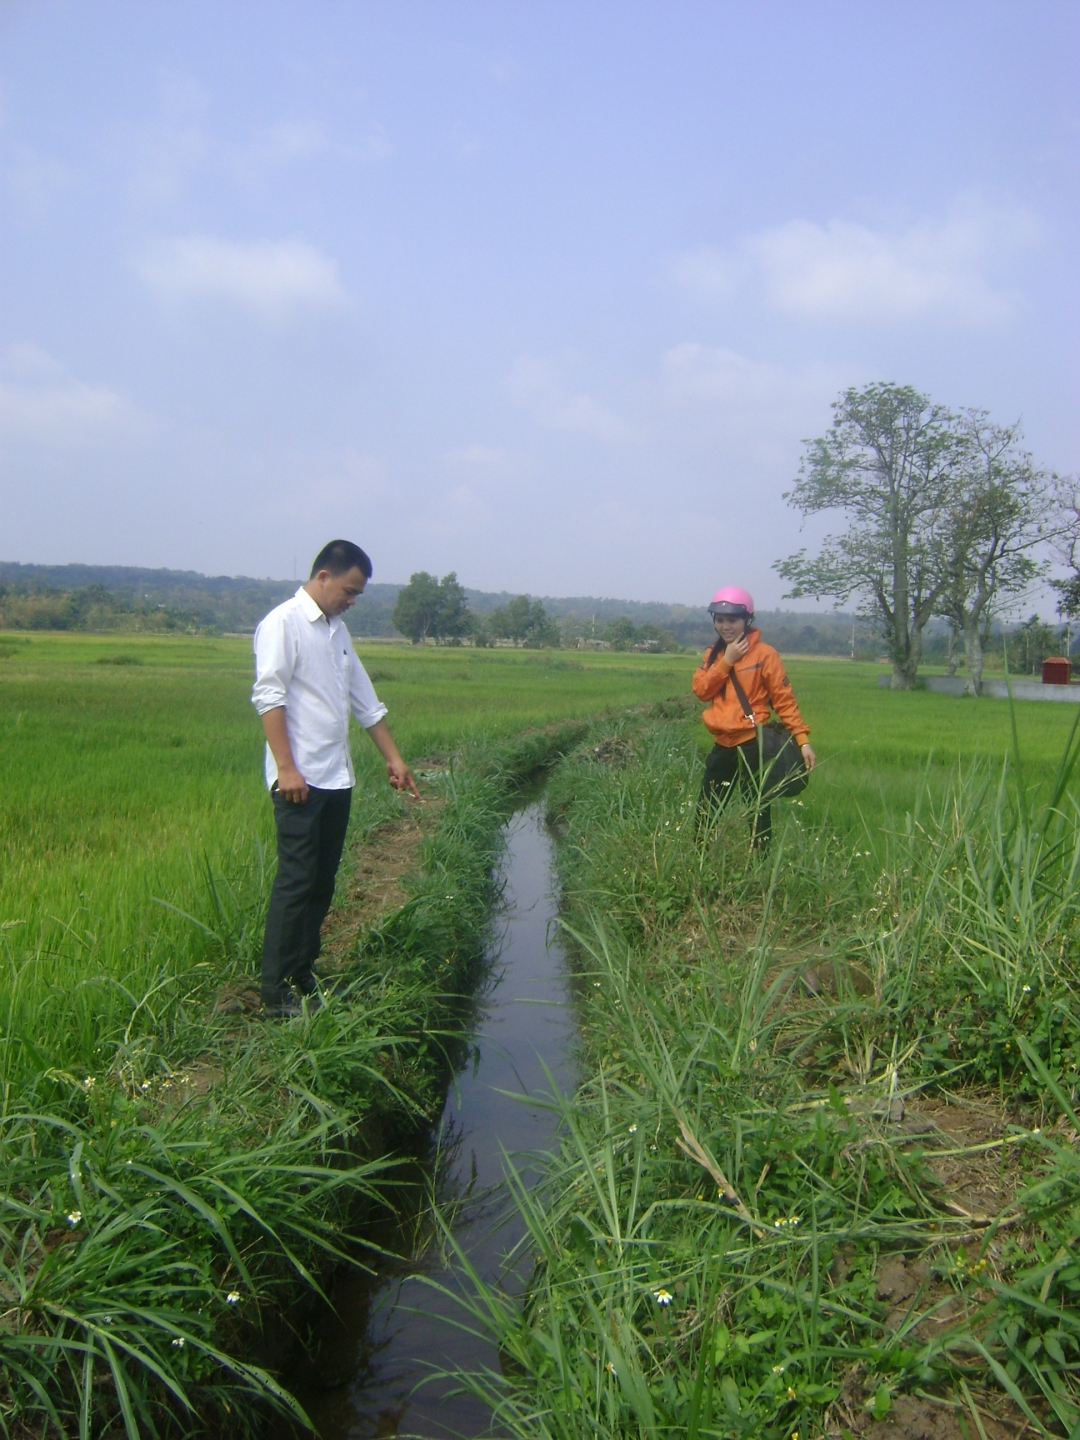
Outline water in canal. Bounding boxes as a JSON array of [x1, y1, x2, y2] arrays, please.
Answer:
[[285, 799, 577, 1438]]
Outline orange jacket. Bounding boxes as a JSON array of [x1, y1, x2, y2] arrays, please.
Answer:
[[692, 628, 809, 748]]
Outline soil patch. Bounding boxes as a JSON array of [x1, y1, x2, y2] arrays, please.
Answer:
[[901, 1091, 1029, 1222], [833, 1385, 1030, 1440], [210, 789, 443, 1019], [866, 1397, 967, 1440], [320, 796, 445, 965]]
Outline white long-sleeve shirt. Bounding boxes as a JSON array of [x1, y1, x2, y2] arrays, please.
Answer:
[[252, 587, 388, 791]]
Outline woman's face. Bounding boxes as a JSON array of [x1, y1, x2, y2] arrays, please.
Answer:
[[714, 614, 749, 644]]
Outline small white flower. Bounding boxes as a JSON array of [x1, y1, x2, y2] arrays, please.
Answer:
[[628, 1124, 638, 1134], [82, 1077, 95, 1090], [1023, 984, 1032, 993], [593, 982, 601, 988], [653, 1288, 673, 1306], [606, 1361, 617, 1376], [773, 1363, 785, 1374], [66, 1210, 82, 1226], [171, 1337, 185, 1347], [226, 1291, 240, 1305]]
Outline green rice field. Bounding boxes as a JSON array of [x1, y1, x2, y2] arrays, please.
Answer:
[[2, 630, 1079, 1437], [4, 633, 1078, 978]]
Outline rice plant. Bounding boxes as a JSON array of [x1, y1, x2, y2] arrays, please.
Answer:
[[434, 714, 1080, 1438], [0, 711, 585, 1435]]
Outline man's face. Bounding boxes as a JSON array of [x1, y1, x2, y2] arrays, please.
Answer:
[[308, 566, 368, 617]]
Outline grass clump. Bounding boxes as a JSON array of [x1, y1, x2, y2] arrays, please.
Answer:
[[0, 720, 584, 1436], [442, 715, 1080, 1439]]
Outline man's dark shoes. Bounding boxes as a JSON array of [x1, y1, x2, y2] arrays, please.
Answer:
[[263, 994, 302, 1019], [262, 989, 323, 1019]]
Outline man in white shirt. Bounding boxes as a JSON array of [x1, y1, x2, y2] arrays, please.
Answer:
[[252, 539, 419, 1016]]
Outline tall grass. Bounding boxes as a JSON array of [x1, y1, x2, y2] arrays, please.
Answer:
[[5, 634, 1080, 1432], [437, 716, 1080, 1438], [0, 703, 585, 1436]]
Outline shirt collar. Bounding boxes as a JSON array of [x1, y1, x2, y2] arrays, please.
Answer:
[[295, 586, 329, 624]]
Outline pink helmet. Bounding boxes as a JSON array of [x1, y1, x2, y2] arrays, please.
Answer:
[[708, 585, 754, 618]]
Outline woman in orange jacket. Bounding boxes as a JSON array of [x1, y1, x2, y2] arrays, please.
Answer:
[[692, 586, 816, 848]]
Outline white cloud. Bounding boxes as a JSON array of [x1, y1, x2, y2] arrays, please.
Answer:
[[442, 122, 483, 159], [659, 343, 847, 466], [662, 343, 837, 417], [135, 235, 348, 321], [0, 346, 149, 449], [508, 355, 638, 446], [234, 118, 390, 172], [249, 119, 328, 164], [4, 144, 76, 222], [126, 76, 211, 205], [350, 124, 393, 161], [674, 200, 1039, 324], [671, 248, 737, 303], [305, 449, 387, 519], [446, 443, 536, 481]]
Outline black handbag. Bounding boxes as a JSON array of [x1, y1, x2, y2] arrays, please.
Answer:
[[727, 669, 810, 799]]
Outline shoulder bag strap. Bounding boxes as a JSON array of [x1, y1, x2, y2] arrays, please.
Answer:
[[727, 668, 756, 724]]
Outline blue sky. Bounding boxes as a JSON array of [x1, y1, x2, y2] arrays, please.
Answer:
[[1, 1, 1076, 606]]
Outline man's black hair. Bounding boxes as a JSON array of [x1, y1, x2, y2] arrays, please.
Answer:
[[309, 540, 373, 580]]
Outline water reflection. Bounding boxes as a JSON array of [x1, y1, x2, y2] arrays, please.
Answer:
[[288, 801, 576, 1438]]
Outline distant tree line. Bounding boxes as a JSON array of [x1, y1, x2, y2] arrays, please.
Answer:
[[1, 560, 936, 658], [389, 573, 667, 649], [0, 583, 215, 633], [776, 382, 1079, 694]]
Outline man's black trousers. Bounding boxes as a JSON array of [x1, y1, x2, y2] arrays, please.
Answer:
[[261, 784, 352, 1005], [697, 740, 772, 848]]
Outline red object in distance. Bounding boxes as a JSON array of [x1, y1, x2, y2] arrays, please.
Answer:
[[1042, 657, 1071, 685]]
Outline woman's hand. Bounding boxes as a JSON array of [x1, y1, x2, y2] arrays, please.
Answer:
[[724, 635, 750, 665], [801, 743, 817, 771]]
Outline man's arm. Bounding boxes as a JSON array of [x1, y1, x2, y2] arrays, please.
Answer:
[[365, 718, 420, 798], [261, 708, 309, 803]]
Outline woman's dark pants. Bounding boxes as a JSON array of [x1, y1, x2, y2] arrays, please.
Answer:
[[697, 740, 772, 849], [261, 785, 352, 1006]]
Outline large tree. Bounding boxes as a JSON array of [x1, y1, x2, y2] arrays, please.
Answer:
[[1049, 476, 1080, 646], [775, 383, 960, 689], [487, 595, 560, 648], [392, 571, 471, 643], [936, 415, 1054, 695]]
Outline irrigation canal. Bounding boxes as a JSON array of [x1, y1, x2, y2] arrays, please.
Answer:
[[280, 799, 578, 1438]]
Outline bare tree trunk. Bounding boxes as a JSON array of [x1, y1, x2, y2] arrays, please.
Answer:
[[890, 625, 923, 688], [963, 622, 984, 696], [945, 624, 959, 677]]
